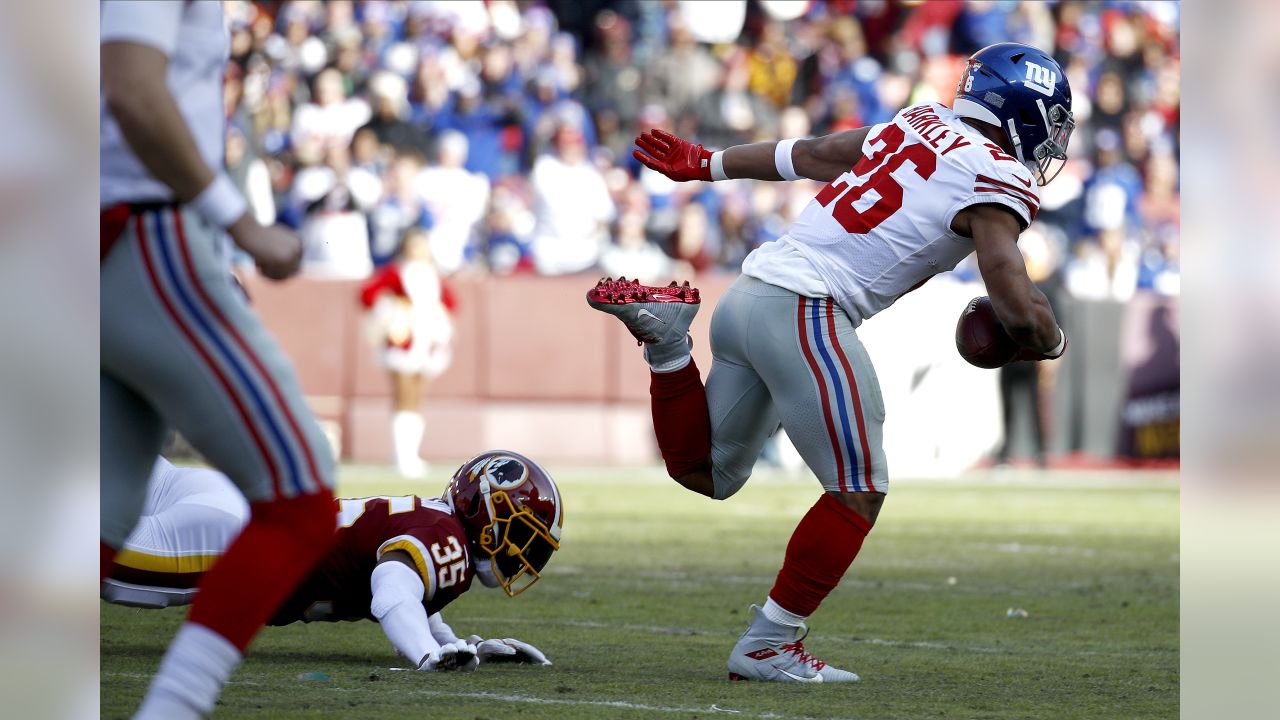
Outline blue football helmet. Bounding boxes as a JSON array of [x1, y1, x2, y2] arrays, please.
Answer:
[[953, 42, 1074, 186]]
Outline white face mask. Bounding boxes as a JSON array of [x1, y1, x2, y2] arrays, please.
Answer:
[[475, 558, 503, 589]]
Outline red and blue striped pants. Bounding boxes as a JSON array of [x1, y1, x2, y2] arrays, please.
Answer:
[[101, 205, 333, 546], [705, 274, 887, 498]]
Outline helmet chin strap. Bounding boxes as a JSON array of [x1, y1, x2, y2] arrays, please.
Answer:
[[1005, 117, 1027, 166], [476, 475, 500, 547], [1005, 116, 1046, 183]]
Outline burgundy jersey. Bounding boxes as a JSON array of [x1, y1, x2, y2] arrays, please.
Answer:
[[270, 495, 474, 625]]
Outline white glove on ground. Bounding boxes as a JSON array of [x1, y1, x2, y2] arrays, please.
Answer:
[[417, 641, 479, 672], [466, 635, 552, 666]]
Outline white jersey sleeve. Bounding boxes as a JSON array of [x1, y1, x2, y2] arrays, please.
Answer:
[[100, 0, 184, 56], [943, 142, 1040, 231], [741, 102, 1041, 326]]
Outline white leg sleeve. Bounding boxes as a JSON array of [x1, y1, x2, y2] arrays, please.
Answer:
[[428, 613, 461, 645], [370, 560, 438, 666]]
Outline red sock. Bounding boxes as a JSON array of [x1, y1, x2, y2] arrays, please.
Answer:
[[768, 494, 872, 617], [649, 359, 712, 478], [101, 541, 117, 584], [188, 491, 336, 652]]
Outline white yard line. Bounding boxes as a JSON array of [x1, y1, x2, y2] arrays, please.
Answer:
[[395, 689, 862, 720]]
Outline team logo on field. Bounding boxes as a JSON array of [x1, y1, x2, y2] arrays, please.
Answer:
[[470, 456, 529, 490], [1023, 61, 1057, 97]]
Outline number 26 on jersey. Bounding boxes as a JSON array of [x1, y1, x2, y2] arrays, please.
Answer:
[[815, 124, 936, 234]]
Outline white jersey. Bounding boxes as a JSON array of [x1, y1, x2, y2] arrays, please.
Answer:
[[100, 1, 230, 206], [742, 102, 1040, 326]]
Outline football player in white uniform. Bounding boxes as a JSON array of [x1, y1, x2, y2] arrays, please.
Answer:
[[104, 452, 562, 672], [101, 2, 337, 717], [588, 43, 1073, 682]]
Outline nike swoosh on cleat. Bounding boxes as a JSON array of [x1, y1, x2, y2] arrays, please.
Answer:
[[636, 309, 661, 322], [776, 668, 823, 683]]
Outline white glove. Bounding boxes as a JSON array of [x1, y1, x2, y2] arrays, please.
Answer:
[[466, 635, 552, 666], [417, 641, 479, 672]]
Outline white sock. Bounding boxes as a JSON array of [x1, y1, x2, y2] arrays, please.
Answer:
[[761, 596, 807, 628], [643, 335, 693, 373], [134, 622, 241, 720], [392, 411, 424, 468]]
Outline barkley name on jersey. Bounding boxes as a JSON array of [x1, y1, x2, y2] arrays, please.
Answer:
[[271, 495, 474, 625], [742, 101, 1040, 328]]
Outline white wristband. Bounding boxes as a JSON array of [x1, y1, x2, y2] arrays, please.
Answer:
[[191, 173, 248, 229], [1047, 327, 1066, 358], [774, 138, 802, 181], [709, 151, 728, 181]]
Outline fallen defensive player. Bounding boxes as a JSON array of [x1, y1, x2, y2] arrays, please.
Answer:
[[103, 451, 563, 672]]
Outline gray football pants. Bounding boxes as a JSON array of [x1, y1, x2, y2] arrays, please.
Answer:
[[101, 205, 333, 547], [707, 275, 887, 499]]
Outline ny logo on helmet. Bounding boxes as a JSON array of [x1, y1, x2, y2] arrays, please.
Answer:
[[1024, 61, 1057, 97]]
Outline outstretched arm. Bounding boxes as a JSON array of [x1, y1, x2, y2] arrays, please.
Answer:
[[723, 129, 871, 182], [633, 128, 870, 184]]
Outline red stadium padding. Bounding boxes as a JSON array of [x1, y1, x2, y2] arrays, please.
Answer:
[[241, 274, 739, 464]]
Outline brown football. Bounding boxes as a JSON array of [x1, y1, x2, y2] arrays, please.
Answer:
[[955, 296, 1018, 369]]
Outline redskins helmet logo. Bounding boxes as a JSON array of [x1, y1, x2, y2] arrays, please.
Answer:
[[468, 455, 529, 490]]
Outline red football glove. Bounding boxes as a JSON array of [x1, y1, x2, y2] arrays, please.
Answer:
[[1013, 333, 1068, 362], [633, 128, 713, 182]]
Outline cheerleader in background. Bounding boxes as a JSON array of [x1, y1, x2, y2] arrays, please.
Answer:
[[360, 228, 456, 477]]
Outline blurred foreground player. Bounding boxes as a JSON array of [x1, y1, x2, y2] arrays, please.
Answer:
[[590, 43, 1071, 682], [104, 452, 562, 670], [101, 2, 335, 716]]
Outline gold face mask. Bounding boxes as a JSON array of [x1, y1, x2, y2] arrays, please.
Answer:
[[475, 490, 560, 597]]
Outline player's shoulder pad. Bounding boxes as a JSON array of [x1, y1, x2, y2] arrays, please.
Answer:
[[894, 101, 949, 123], [963, 150, 1040, 227], [417, 496, 454, 517], [894, 102, 996, 170], [974, 153, 1038, 197]]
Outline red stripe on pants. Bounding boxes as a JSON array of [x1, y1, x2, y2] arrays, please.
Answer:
[[797, 298, 847, 492], [823, 299, 874, 492], [135, 214, 284, 498], [170, 210, 325, 493]]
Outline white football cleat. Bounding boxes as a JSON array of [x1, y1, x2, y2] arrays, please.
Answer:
[[726, 606, 859, 683]]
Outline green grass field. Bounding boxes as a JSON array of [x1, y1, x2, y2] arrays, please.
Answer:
[[102, 466, 1178, 719]]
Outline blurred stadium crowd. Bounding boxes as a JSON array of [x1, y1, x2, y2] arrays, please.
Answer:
[[222, 0, 1179, 301]]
